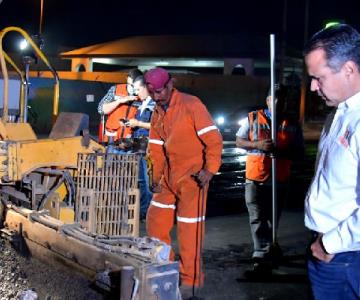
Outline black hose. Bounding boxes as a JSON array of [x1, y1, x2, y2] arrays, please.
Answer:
[[35, 168, 76, 210]]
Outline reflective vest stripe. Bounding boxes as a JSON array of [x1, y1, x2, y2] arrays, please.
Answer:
[[247, 152, 267, 156], [246, 109, 293, 182], [197, 125, 218, 136], [150, 200, 176, 210], [105, 130, 117, 137], [177, 216, 206, 223], [149, 139, 164, 145], [251, 111, 258, 140], [249, 110, 271, 142]]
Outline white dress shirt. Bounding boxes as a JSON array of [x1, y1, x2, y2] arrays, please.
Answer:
[[305, 91, 360, 254], [138, 96, 153, 115]]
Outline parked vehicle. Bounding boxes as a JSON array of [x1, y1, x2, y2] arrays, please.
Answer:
[[213, 105, 265, 141], [207, 142, 247, 215]]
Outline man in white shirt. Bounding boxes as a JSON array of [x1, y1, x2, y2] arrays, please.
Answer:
[[127, 76, 155, 220], [304, 24, 360, 300]]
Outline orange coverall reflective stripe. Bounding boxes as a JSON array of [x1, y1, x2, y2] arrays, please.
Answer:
[[146, 89, 223, 287], [104, 84, 137, 141]]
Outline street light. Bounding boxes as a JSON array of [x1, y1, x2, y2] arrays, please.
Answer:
[[216, 116, 225, 125], [325, 21, 340, 29], [19, 39, 28, 51], [324, 20, 344, 29]]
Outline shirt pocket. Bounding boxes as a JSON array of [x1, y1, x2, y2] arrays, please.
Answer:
[[322, 135, 354, 178]]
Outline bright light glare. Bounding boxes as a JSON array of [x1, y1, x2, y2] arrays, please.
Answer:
[[325, 21, 340, 29], [19, 39, 28, 50], [155, 61, 169, 66], [216, 116, 225, 125], [92, 58, 113, 64], [238, 117, 247, 127]]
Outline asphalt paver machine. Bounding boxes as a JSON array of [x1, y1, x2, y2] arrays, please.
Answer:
[[0, 27, 180, 300]]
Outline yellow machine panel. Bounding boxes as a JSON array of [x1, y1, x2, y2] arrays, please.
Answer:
[[1, 137, 104, 182], [43, 183, 75, 223], [4, 123, 37, 141]]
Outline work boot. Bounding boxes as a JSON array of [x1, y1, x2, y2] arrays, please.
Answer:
[[179, 285, 205, 300], [180, 285, 194, 300], [268, 242, 283, 268]]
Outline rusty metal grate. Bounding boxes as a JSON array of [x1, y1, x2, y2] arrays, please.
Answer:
[[75, 153, 140, 236]]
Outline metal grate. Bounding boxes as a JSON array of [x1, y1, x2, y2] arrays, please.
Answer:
[[76, 153, 140, 236]]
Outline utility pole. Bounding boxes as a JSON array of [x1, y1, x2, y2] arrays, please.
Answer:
[[279, 0, 288, 84], [39, 0, 44, 35], [299, 0, 309, 125]]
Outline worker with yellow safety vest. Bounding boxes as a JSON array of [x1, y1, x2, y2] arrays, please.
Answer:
[[236, 85, 304, 278]]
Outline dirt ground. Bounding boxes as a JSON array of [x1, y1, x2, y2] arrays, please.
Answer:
[[0, 238, 103, 300]]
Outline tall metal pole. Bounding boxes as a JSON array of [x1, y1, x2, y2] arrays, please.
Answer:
[[270, 34, 278, 244], [39, 0, 44, 35]]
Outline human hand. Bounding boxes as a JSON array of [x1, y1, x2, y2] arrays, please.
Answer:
[[255, 139, 274, 152], [114, 95, 138, 104], [193, 169, 214, 188], [118, 142, 126, 150], [310, 234, 334, 262], [150, 183, 162, 193], [119, 119, 127, 127], [127, 119, 139, 128], [125, 95, 138, 102]]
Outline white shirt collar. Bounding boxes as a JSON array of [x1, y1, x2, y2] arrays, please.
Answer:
[[340, 90, 360, 110], [139, 96, 152, 114]]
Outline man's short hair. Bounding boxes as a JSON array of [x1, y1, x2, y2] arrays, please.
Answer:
[[127, 68, 143, 81], [303, 24, 360, 71], [133, 75, 145, 86]]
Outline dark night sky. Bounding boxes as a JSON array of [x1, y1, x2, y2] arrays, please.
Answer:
[[1, 0, 360, 55]]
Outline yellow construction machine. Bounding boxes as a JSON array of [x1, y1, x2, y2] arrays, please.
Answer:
[[0, 27, 180, 300]]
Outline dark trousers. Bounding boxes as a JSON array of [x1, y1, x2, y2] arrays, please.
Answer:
[[138, 156, 152, 217], [308, 250, 360, 300]]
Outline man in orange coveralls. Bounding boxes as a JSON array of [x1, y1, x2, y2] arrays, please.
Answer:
[[144, 67, 223, 300]]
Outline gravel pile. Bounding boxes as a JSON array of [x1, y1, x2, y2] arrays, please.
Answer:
[[0, 238, 103, 300]]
